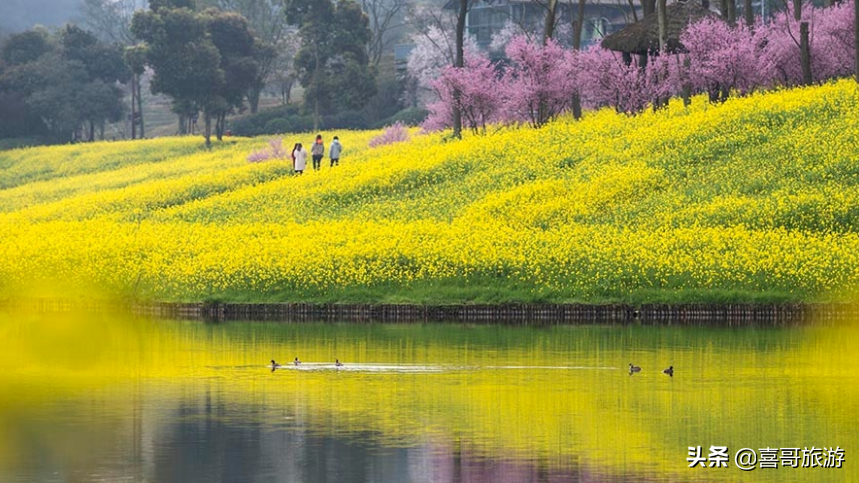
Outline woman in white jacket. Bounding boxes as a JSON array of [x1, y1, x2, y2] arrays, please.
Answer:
[[293, 143, 308, 175]]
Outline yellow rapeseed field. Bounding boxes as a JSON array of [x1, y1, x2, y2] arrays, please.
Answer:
[[2, 81, 859, 303]]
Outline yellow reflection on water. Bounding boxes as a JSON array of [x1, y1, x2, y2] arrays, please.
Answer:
[[0, 313, 856, 482]]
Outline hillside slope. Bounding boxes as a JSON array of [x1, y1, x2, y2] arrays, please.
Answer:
[[2, 82, 859, 304]]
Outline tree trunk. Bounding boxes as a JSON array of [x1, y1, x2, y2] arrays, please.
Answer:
[[727, 0, 736, 24], [641, 0, 655, 16], [657, 0, 667, 51], [313, 41, 321, 132], [452, 0, 468, 139], [571, 0, 585, 120], [743, 0, 753, 27], [203, 111, 212, 148], [89, 121, 95, 142], [215, 113, 225, 141], [637, 0, 653, 65], [535, 0, 561, 126], [681, 56, 692, 107], [638, 0, 654, 66], [855, 0, 859, 83], [572, 0, 586, 51], [800, 22, 813, 85], [248, 86, 262, 114], [793, 0, 801, 21], [312, 104, 320, 132], [136, 76, 145, 139], [543, 0, 559, 44], [718, 0, 728, 19], [130, 73, 136, 140], [178, 114, 187, 135]]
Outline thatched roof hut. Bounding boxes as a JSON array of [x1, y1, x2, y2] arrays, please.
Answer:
[[600, 0, 720, 55]]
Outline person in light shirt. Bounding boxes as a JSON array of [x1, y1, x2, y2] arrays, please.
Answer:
[[329, 136, 342, 167], [293, 143, 308, 175]]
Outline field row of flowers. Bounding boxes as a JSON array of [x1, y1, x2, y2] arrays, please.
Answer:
[[1, 82, 859, 302]]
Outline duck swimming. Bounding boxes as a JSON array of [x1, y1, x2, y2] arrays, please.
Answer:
[[628, 363, 642, 373], [294, 357, 301, 366], [270, 360, 280, 372], [335, 359, 343, 367], [663, 365, 674, 376]]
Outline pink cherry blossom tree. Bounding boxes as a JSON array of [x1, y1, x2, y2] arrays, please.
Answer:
[[423, 53, 503, 134], [502, 36, 578, 127], [761, 1, 855, 86], [680, 18, 770, 101]]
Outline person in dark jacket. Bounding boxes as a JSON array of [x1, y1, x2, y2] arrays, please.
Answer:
[[311, 134, 324, 170]]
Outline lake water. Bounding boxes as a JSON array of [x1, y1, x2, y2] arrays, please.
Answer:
[[0, 312, 855, 483]]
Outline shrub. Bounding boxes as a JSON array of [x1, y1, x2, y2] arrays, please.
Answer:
[[231, 104, 303, 136], [322, 110, 369, 130], [373, 108, 428, 129], [246, 137, 289, 163], [264, 118, 292, 134], [368, 122, 410, 148]]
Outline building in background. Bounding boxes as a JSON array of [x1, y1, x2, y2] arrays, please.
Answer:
[[447, 0, 641, 50]]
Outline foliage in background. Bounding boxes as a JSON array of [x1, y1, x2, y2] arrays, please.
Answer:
[[373, 107, 427, 129], [0, 26, 129, 142], [196, 0, 292, 114], [229, 102, 424, 136], [131, 0, 265, 146], [288, 0, 377, 130]]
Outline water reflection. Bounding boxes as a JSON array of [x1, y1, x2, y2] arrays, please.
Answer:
[[0, 316, 856, 482]]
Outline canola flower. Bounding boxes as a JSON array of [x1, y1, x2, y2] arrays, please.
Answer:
[[2, 82, 859, 303]]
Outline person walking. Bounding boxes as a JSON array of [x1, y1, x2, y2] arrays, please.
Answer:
[[311, 134, 324, 171], [291, 143, 299, 170], [293, 143, 308, 175], [329, 136, 342, 167]]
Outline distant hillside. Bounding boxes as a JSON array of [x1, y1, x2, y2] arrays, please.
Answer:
[[2, 81, 859, 304], [0, 0, 82, 33]]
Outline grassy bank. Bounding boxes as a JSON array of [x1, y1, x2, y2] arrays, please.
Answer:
[[2, 81, 859, 304]]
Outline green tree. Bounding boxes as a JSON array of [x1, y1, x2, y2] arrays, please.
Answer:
[[203, 9, 260, 140], [81, 0, 150, 138], [0, 26, 128, 142], [289, 0, 376, 130], [124, 44, 147, 139], [132, 1, 225, 145], [60, 25, 130, 141], [198, 0, 291, 114], [1, 29, 53, 67]]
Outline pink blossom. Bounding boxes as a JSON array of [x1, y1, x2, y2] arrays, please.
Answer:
[[423, 53, 503, 133], [369, 122, 411, 148], [502, 36, 578, 127], [246, 137, 287, 163], [680, 18, 770, 98]]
